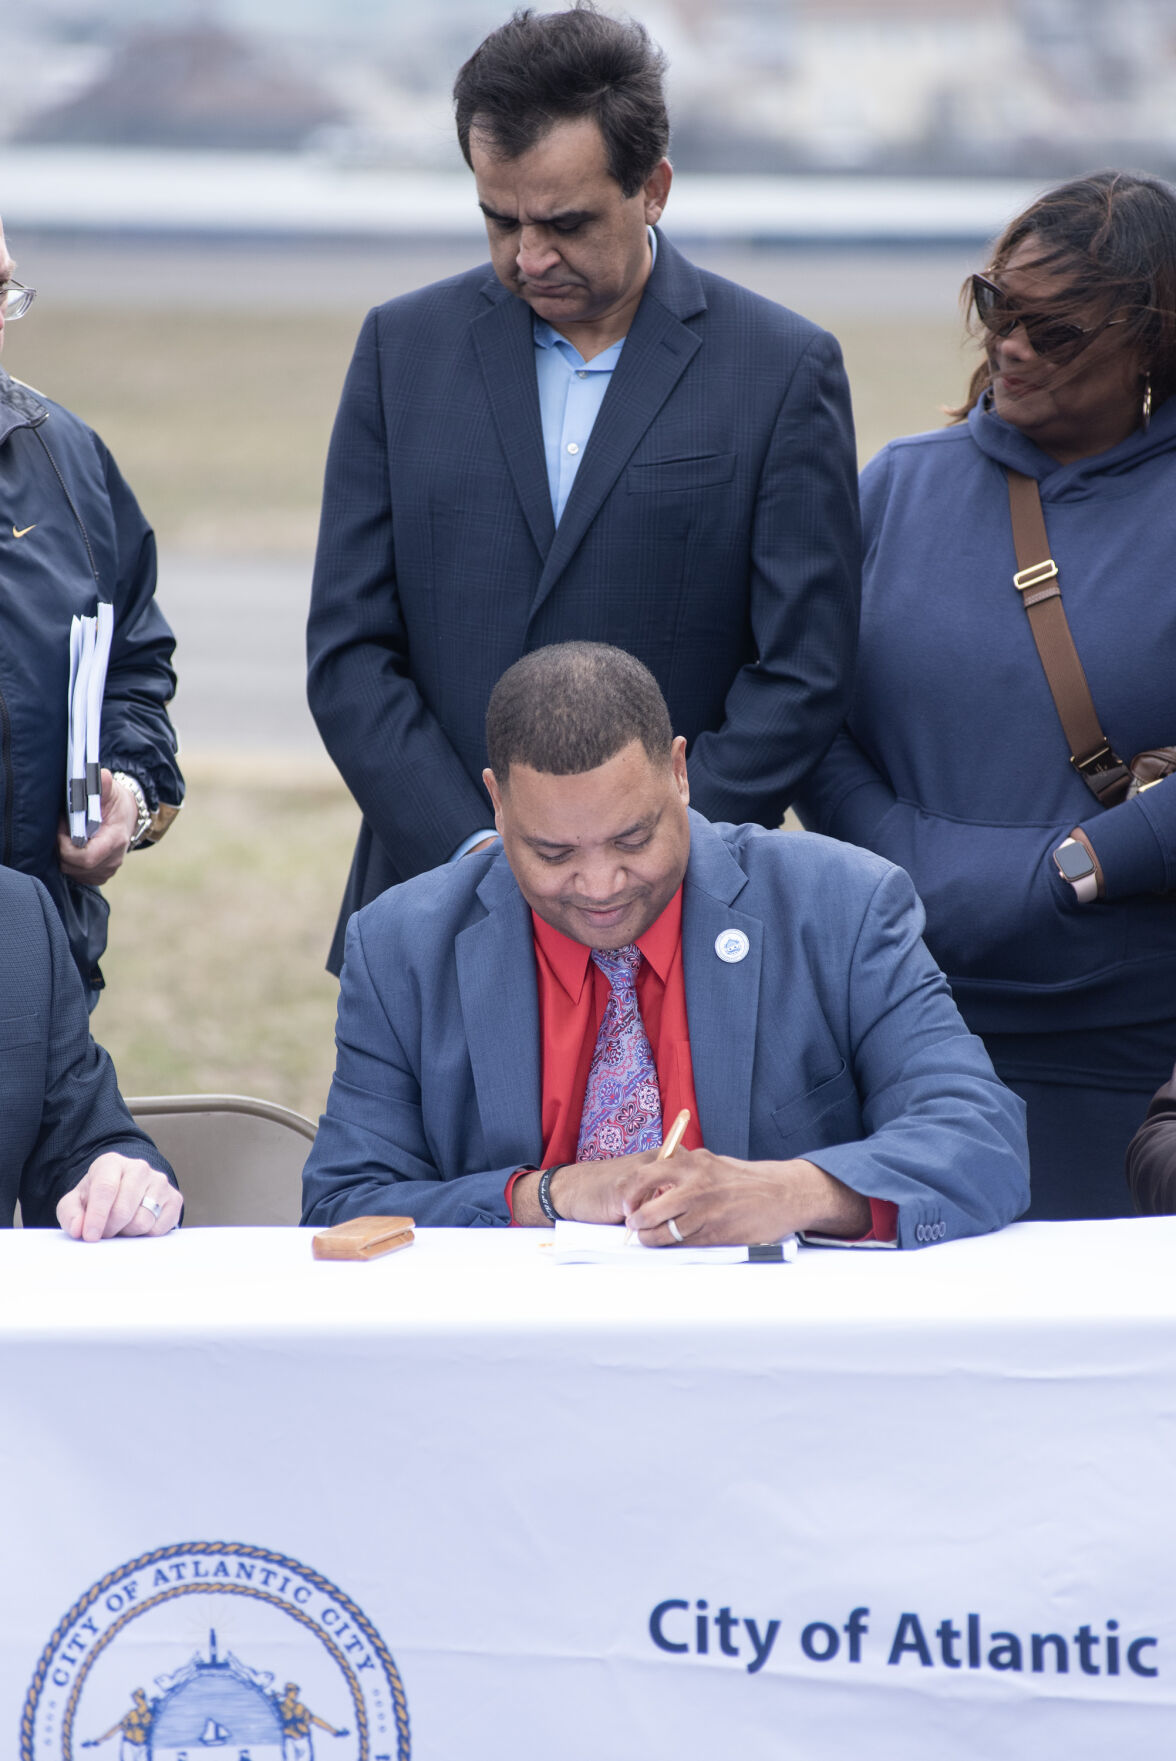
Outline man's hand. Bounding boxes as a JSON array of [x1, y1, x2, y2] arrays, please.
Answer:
[[619, 1148, 871, 1247], [57, 1154, 181, 1242], [57, 769, 139, 885], [512, 1151, 660, 1226]]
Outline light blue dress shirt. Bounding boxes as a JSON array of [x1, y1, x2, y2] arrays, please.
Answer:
[[450, 229, 658, 862], [533, 326, 625, 525], [533, 226, 658, 525]]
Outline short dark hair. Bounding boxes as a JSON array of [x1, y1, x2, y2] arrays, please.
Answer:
[[951, 169, 1176, 418], [486, 642, 673, 781], [453, 5, 669, 199]]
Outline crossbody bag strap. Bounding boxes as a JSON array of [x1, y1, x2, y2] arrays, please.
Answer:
[[1006, 468, 1131, 806]]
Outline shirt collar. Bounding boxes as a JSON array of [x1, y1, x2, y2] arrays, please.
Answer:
[[532, 321, 625, 368], [635, 883, 681, 984], [531, 884, 684, 1001]]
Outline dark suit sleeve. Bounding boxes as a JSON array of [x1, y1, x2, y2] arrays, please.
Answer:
[[301, 910, 515, 1228], [684, 329, 862, 825], [307, 310, 493, 877], [794, 440, 892, 843], [1125, 1070, 1176, 1214], [19, 883, 174, 1226]]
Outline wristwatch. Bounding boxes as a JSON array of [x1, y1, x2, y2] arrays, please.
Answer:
[[111, 771, 152, 848], [1053, 836, 1099, 904]]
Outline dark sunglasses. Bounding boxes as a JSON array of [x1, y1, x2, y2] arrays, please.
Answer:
[[971, 272, 1127, 361]]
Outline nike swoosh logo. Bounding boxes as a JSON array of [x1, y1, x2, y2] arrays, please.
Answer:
[[12, 525, 35, 538]]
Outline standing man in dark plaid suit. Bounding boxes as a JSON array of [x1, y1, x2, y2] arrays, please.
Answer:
[[308, 5, 860, 972]]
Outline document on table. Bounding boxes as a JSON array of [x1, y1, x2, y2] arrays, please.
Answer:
[[65, 604, 114, 843], [551, 1221, 798, 1266]]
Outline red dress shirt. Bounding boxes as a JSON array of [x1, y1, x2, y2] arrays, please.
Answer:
[[506, 886, 895, 1242]]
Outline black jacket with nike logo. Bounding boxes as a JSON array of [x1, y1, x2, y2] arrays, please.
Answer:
[[0, 367, 183, 999]]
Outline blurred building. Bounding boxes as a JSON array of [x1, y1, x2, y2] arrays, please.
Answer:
[[666, 0, 1176, 174], [9, 0, 1176, 175], [16, 22, 344, 151]]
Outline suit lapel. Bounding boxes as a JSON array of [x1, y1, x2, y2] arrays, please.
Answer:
[[527, 235, 706, 621], [455, 863, 544, 1171], [681, 820, 761, 1160], [471, 281, 556, 564]]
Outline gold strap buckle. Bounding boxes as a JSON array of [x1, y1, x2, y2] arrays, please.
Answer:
[[1072, 744, 1118, 778], [1013, 558, 1059, 593]]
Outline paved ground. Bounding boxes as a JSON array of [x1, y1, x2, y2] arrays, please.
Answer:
[[160, 549, 326, 761], [18, 232, 976, 320]]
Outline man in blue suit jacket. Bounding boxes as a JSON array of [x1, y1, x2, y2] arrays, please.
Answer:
[[0, 868, 180, 1238], [307, 8, 860, 971], [302, 645, 1028, 1247]]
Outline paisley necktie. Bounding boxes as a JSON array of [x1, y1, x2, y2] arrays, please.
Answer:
[[576, 943, 663, 1161]]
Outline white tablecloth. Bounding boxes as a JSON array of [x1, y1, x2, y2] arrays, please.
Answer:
[[4, 1219, 1174, 1759]]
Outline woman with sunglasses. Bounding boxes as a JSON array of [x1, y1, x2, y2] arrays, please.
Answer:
[[798, 170, 1176, 1220]]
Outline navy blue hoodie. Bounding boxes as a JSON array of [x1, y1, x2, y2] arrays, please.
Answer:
[[798, 395, 1176, 1052]]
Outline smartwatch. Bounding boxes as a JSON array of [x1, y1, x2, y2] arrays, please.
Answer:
[[1053, 836, 1099, 904]]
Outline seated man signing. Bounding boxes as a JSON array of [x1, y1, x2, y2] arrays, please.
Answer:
[[302, 643, 1029, 1246], [1, 867, 180, 1238]]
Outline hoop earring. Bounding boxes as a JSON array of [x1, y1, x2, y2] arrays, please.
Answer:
[[1142, 374, 1153, 432]]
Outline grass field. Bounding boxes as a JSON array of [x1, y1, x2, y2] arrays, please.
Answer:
[[3, 289, 977, 1121], [5, 306, 974, 551], [93, 759, 358, 1122], [6, 309, 363, 554]]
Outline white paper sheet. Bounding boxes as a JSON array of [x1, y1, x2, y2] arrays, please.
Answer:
[[84, 600, 114, 829], [64, 603, 115, 843], [66, 616, 88, 844], [550, 1220, 798, 1266]]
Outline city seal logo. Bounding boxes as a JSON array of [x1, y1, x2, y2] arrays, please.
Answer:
[[22, 1541, 410, 1760]]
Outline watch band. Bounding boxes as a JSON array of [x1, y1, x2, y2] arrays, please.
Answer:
[[111, 771, 152, 848], [536, 1166, 567, 1224], [1053, 837, 1099, 904], [1069, 869, 1098, 905]]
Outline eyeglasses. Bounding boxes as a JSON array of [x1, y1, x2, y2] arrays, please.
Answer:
[[0, 282, 36, 320], [971, 272, 1126, 362]]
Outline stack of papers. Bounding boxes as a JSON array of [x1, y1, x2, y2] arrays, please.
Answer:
[[551, 1221, 798, 1266], [66, 604, 114, 845]]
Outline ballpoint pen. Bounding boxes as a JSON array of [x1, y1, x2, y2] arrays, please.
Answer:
[[625, 1107, 691, 1244]]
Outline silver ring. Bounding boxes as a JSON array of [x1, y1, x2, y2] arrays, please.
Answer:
[[139, 1196, 163, 1221], [667, 1217, 685, 1244]]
